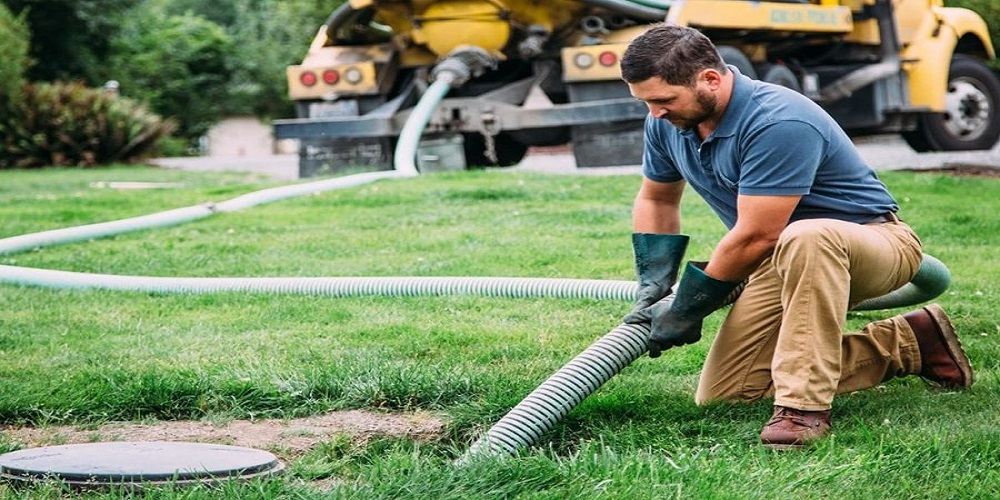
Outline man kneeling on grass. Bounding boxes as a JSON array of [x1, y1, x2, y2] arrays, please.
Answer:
[[618, 24, 974, 449]]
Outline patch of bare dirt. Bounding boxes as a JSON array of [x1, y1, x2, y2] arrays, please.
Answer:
[[2, 410, 447, 457], [908, 163, 1000, 177]]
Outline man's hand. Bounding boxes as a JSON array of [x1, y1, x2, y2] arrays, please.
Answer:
[[644, 300, 707, 357], [641, 261, 743, 358]]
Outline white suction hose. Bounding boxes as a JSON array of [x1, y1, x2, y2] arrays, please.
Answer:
[[394, 75, 454, 175], [394, 46, 496, 173], [0, 205, 216, 256], [0, 171, 408, 258], [0, 265, 635, 301]]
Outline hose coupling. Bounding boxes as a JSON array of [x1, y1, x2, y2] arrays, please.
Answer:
[[431, 46, 498, 87]]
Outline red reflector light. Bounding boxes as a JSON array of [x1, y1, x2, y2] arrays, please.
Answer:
[[322, 69, 340, 85], [598, 51, 618, 67], [300, 71, 318, 87]]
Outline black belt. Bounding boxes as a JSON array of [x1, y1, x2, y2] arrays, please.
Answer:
[[866, 212, 901, 224]]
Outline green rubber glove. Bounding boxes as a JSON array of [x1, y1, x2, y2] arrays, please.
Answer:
[[622, 233, 689, 325], [645, 261, 742, 358]]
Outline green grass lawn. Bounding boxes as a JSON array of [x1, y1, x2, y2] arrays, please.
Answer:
[[0, 165, 997, 498]]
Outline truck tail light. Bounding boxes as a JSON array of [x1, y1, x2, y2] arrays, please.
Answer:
[[300, 71, 318, 87], [573, 53, 594, 69], [344, 67, 364, 84], [322, 69, 340, 85], [598, 51, 617, 67]]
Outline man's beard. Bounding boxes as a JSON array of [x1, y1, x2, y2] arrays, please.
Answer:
[[667, 89, 718, 131]]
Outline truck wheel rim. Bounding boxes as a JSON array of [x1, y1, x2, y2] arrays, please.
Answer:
[[943, 77, 991, 140]]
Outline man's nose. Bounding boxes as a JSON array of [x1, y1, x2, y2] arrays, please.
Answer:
[[649, 105, 667, 118]]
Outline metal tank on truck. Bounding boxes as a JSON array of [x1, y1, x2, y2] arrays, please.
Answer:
[[273, 0, 1000, 178]]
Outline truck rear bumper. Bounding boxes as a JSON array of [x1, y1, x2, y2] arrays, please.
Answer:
[[273, 98, 649, 141]]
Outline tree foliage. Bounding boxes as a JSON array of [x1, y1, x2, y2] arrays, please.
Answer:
[[99, 0, 342, 143], [0, 2, 30, 100], [224, 0, 345, 117], [3, 0, 347, 145], [105, 6, 235, 142], [1, 0, 141, 83], [147, 0, 344, 118]]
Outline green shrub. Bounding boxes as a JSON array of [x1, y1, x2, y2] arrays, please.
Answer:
[[0, 3, 30, 100], [105, 9, 234, 144], [0, 81, 176, 168]]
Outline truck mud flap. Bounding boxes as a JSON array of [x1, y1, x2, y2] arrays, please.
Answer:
[[298, 137, 394, 178], [570, 120, 644, 168]]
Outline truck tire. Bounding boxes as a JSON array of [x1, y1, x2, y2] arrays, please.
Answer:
[[462, 133, 528, 168], [717, 46, 757, 80], [902, 54, 1000, 152], [757, 63, 802, 93]]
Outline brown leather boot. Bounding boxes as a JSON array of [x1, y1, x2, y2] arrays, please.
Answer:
[[902, 303, 974, 389], [759, 406, 831, 450]]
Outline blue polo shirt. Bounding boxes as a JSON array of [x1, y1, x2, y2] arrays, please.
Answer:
[[642, 67, 898, 229]]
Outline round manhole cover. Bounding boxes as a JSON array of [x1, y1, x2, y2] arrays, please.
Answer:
[[0, 441, 284, 489]]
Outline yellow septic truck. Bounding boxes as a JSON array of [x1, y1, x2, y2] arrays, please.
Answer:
[[273, 0, 1000, 177]]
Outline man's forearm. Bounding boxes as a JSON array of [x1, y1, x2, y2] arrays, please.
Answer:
[[633, 199, 681, 234], [704, 231, 776, 281]]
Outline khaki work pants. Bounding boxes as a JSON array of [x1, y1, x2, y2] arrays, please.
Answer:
[[695, 217, 925, 411]]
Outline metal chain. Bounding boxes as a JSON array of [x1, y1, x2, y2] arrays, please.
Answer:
[[480, 107, 500, 164], [482, 132, 498, 164]]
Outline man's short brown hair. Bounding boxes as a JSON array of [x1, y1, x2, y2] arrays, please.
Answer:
[[621, 23, 727, 86]]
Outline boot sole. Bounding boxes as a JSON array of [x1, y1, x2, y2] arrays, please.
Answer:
[[762, 442, 806, 451], [924, 303, 975, 389]]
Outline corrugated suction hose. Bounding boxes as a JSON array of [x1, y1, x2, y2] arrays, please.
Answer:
[[459, 317, 658, 463], [0, 265, 636, 300], [853, 253, 951, 311]]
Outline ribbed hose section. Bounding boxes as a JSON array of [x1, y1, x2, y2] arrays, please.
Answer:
[[213, 170, 412, 213], [852, 253, 951, 311], [0, 171, 408, 257], [0, 267, 636, 301], [0, 255, 947, 307], [0, 204, 216, 256], [459, 316, 659, 463]]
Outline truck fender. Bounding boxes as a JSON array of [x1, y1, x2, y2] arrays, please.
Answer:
[[902, 6, 995, 111]]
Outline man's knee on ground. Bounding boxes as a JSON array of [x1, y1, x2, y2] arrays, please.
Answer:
[[695, 384, 771, 406]]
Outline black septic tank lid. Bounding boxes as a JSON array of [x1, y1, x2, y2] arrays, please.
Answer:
[[0, 441, 284, 489]]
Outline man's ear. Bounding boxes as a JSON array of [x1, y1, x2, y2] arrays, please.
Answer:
[[699, 68, 723, 89]]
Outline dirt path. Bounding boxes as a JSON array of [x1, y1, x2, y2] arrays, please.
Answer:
[[3, 410, 447, 458]]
